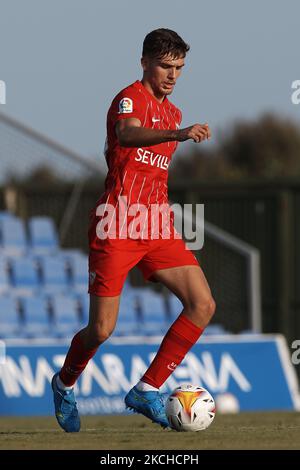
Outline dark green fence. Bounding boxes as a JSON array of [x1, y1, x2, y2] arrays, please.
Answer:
[[169, 180, 297, 341]]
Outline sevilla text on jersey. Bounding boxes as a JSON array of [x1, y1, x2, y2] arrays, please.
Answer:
[[135, 148, 170, 170]]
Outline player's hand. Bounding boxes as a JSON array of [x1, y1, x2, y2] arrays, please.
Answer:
[[176, 123, 211, 143]]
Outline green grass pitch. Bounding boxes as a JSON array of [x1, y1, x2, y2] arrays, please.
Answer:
[[0, 412, 300, 450]]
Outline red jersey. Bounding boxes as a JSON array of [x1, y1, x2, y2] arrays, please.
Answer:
[[88, 81, 200, 296], [94, 80, 182, 239]]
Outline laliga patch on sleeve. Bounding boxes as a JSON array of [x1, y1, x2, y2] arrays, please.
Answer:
[[118, 97, 133, 114]]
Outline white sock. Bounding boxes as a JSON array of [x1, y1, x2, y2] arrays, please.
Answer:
[[136, 380, 159, 392], [56, 374, 73, 391]]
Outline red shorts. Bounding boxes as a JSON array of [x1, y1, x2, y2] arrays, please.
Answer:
[[88, 223, 199, 297]]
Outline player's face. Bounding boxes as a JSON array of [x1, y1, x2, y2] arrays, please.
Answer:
[[141, 54, 185, 100]]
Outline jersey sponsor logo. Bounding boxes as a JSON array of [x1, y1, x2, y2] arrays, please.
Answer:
[[135, 148, 170, 170], [118, 97, 133, 114]]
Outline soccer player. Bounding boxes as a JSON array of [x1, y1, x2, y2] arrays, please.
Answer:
[[51, 28, 215, 432]]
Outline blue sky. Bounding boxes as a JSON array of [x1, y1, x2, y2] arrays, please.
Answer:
[[0, 0, 299, 160]]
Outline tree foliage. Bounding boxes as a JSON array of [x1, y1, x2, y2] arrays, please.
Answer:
[[170, 114, 300, 182]]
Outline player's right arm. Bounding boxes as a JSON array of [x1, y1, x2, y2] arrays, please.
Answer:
[[116, 118, 211, 147]]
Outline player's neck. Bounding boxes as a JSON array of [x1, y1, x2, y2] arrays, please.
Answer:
[[141, 79, 165, 104]]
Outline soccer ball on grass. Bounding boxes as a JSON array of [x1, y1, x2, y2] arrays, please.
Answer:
[[165, 384, 215, 432]]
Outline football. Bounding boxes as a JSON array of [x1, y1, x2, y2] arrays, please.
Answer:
[[165, 384, 216, 432]]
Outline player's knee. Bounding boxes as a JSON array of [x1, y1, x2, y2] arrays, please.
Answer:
[[189, 296, 216, 323], [87, 323, 114, 347], [206, 297, 216, 319], [94, 324, 114, 344]]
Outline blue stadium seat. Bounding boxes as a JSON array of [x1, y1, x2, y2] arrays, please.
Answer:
[[10, 257, 40, 294], [0, 218, 27, 255], [122, 277, 133, 292], [114, 294, 139, 335], [118, 294, 138, 319], [60, 248, 86, 261], [68, 254, 88, 292], [50, 294, 80, 336], [114, 318, 139, 336], [133, 289, 167, 335], [21, 295, 51, 337], [135, 289, 166, 319], [0, 259, 10, 294], [28, 216, 58, 254], [39, 256, 69, 293], [169, 295, 183, 319], [0, 296, 21, 338], [137, 322, 164, 336], [0, 211, 17, 221], [78, 293, 89, 323]]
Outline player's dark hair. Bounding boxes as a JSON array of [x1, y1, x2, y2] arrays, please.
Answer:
[[142, 28, 190, 59]]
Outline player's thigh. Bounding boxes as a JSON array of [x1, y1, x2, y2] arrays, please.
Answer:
[[139, 237, 212, 308], [153, 265, 213, 310]]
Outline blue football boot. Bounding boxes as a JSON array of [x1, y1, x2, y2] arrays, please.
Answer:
[[51, 373, 80, 432], [125, 386, 169, 428]]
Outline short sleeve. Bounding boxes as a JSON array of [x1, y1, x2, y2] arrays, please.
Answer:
[[109, 87, 147, 127]]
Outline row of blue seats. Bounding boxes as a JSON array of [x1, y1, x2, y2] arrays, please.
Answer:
[[0, 288, 185, 339], [0, 212, 58, 256], [0, 211, 229, 338], [0, 289, 228, 339], [0, 293, 87, 338], [0, 250, 88, 294]]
